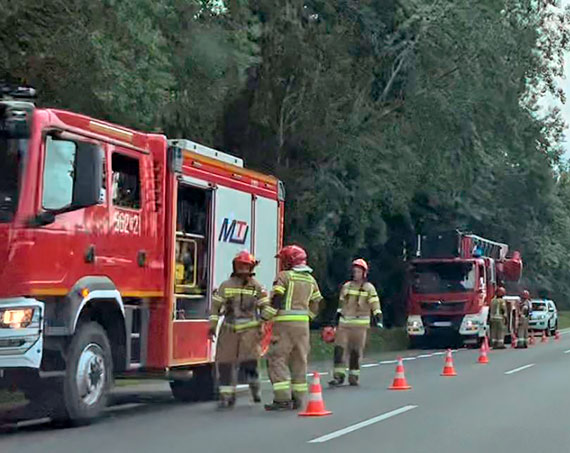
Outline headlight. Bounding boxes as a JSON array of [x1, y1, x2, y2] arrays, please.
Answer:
[[0, 307, 39, 329]]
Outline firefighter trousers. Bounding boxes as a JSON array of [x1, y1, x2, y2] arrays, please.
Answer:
[[216, 326, 261, 398], [516, 317, 529, 348], [333, 324, 368, 383], [490, 318, 506, 348], [267, 322, 309, 404]]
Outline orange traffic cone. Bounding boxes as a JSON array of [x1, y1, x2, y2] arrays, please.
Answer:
[[388, 358, 412, 390], [541, 330, 548, 343], [298, 372, 332, 417], [555, 330, 561, 342], [511, 333, 518, 349], [483, 336, 490, 353], [478, 342, 489, 364], [441, 349, 457, 377]]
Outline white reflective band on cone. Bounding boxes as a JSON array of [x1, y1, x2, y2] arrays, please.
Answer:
[[309, 393, 323, 402]]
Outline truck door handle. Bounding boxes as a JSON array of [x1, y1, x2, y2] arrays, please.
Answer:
[[85, 245, 96, 263], [137, 250, 147, 267]]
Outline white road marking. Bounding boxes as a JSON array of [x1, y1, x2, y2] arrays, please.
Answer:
[[380, 360, 398, 364], [433, 352, 445, 356], [563, 349, 570, 354], [504, 364, 535, 375], [308, 405, 418, 443], [417, 354, 433, 358], [361, 363, 379, 368], [402, 357, 416, 361]]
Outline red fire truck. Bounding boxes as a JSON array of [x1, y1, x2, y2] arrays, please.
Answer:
[[0, 86, 284, 422], [406, 230, 522, 347]]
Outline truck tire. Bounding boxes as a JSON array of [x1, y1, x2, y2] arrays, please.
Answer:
[[170, 364, 215, 402], [61, 322, 113, 424], [408, 337, 424, 349]]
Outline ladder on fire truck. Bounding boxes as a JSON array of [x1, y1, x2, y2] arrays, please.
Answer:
[[460, 232, 509, 260], [415, 230, 509, 260]]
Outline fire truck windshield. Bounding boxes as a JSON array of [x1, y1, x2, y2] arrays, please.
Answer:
[[0, 137, 26, 222], [412, 262, 476, 294]]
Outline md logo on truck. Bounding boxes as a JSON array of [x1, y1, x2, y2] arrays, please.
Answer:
[[218, 218, 249, 244]]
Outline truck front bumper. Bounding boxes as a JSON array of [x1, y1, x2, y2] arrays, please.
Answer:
[[529, 319, 548, 330], [407, 308, 489, 339], [0, 298, 44, 370]]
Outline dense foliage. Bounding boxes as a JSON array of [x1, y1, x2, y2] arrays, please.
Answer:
[[2, 0, 569, 323]]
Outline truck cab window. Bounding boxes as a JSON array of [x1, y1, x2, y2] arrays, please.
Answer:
[[42, 136, 76, 210], [112, 153, 140, 209]]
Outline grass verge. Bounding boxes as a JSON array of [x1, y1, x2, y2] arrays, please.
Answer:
[[309, 327, 409, 363], [557, 310, 570, 330]]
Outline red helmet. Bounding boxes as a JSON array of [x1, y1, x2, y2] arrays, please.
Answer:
[[276, 245, 307, 269], [352, 258, 369, 274], [321, 326, 336, 344], [522, 289, 530, 299], [497, 286, 506, 297], [233, 250, 258, 268]]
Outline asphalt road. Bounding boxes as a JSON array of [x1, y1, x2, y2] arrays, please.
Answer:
[[1, 331, 570, 453]]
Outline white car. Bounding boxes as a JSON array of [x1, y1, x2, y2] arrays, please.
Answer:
[[529, 299, 558, 336]]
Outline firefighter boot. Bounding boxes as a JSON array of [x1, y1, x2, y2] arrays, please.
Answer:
[[218, 393, 236, 410], [264, 400, 294, 411], [348, 351, 360, 386], [328, 373, 345, 387], [250, 382, 262, 403], [329, 346, 345, 386]]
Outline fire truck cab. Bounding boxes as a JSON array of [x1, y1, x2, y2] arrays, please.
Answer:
[[0, 87, 284, 422]]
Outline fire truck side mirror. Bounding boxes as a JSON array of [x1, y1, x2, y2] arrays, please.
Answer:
[[71, 143, 103, 210], [168, 146, 183, 174]]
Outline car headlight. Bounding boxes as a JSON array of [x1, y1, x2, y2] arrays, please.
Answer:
[[0, 307, 40, 329]]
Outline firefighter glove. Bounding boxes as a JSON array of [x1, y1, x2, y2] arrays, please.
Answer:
[[208, 325, 217, 339], [334, 310, 342, 326], [374, 313, 384, 329]]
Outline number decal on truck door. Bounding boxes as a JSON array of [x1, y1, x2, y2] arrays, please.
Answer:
[[113, 211, 141, 235]]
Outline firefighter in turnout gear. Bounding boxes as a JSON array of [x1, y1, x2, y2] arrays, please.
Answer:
[[209, 251, 274, 409], [516, 290, 531, 348], [264, 245, 323, 411], [490, 286, 507, 349], [329, 259, 382, 387]]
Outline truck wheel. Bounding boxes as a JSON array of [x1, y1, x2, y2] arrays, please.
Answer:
[[170, 364, 215, 402], [61, 322, 113, 424], [408, 337, 424, 349], [550, 323, 558, 337]]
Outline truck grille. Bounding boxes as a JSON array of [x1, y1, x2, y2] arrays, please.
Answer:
[[420, 301, 466, 312], [422, 315, 464, 329]]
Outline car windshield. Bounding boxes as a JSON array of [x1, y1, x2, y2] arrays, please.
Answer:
[[412, 262, 476, 294], [532, 302, 547, 311], [0, 137, 26, 222]]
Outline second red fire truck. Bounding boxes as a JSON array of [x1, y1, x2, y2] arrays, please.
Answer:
[[406, 230, 523, 347], [0, 86, 283, 422]]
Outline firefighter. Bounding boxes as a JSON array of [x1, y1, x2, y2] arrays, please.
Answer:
[[209, 251, 274, 409], [490, 286, 507, 349], [329, 259, 382, 387], [264, 245, 323, 411], [517, 290, 531, 348]]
